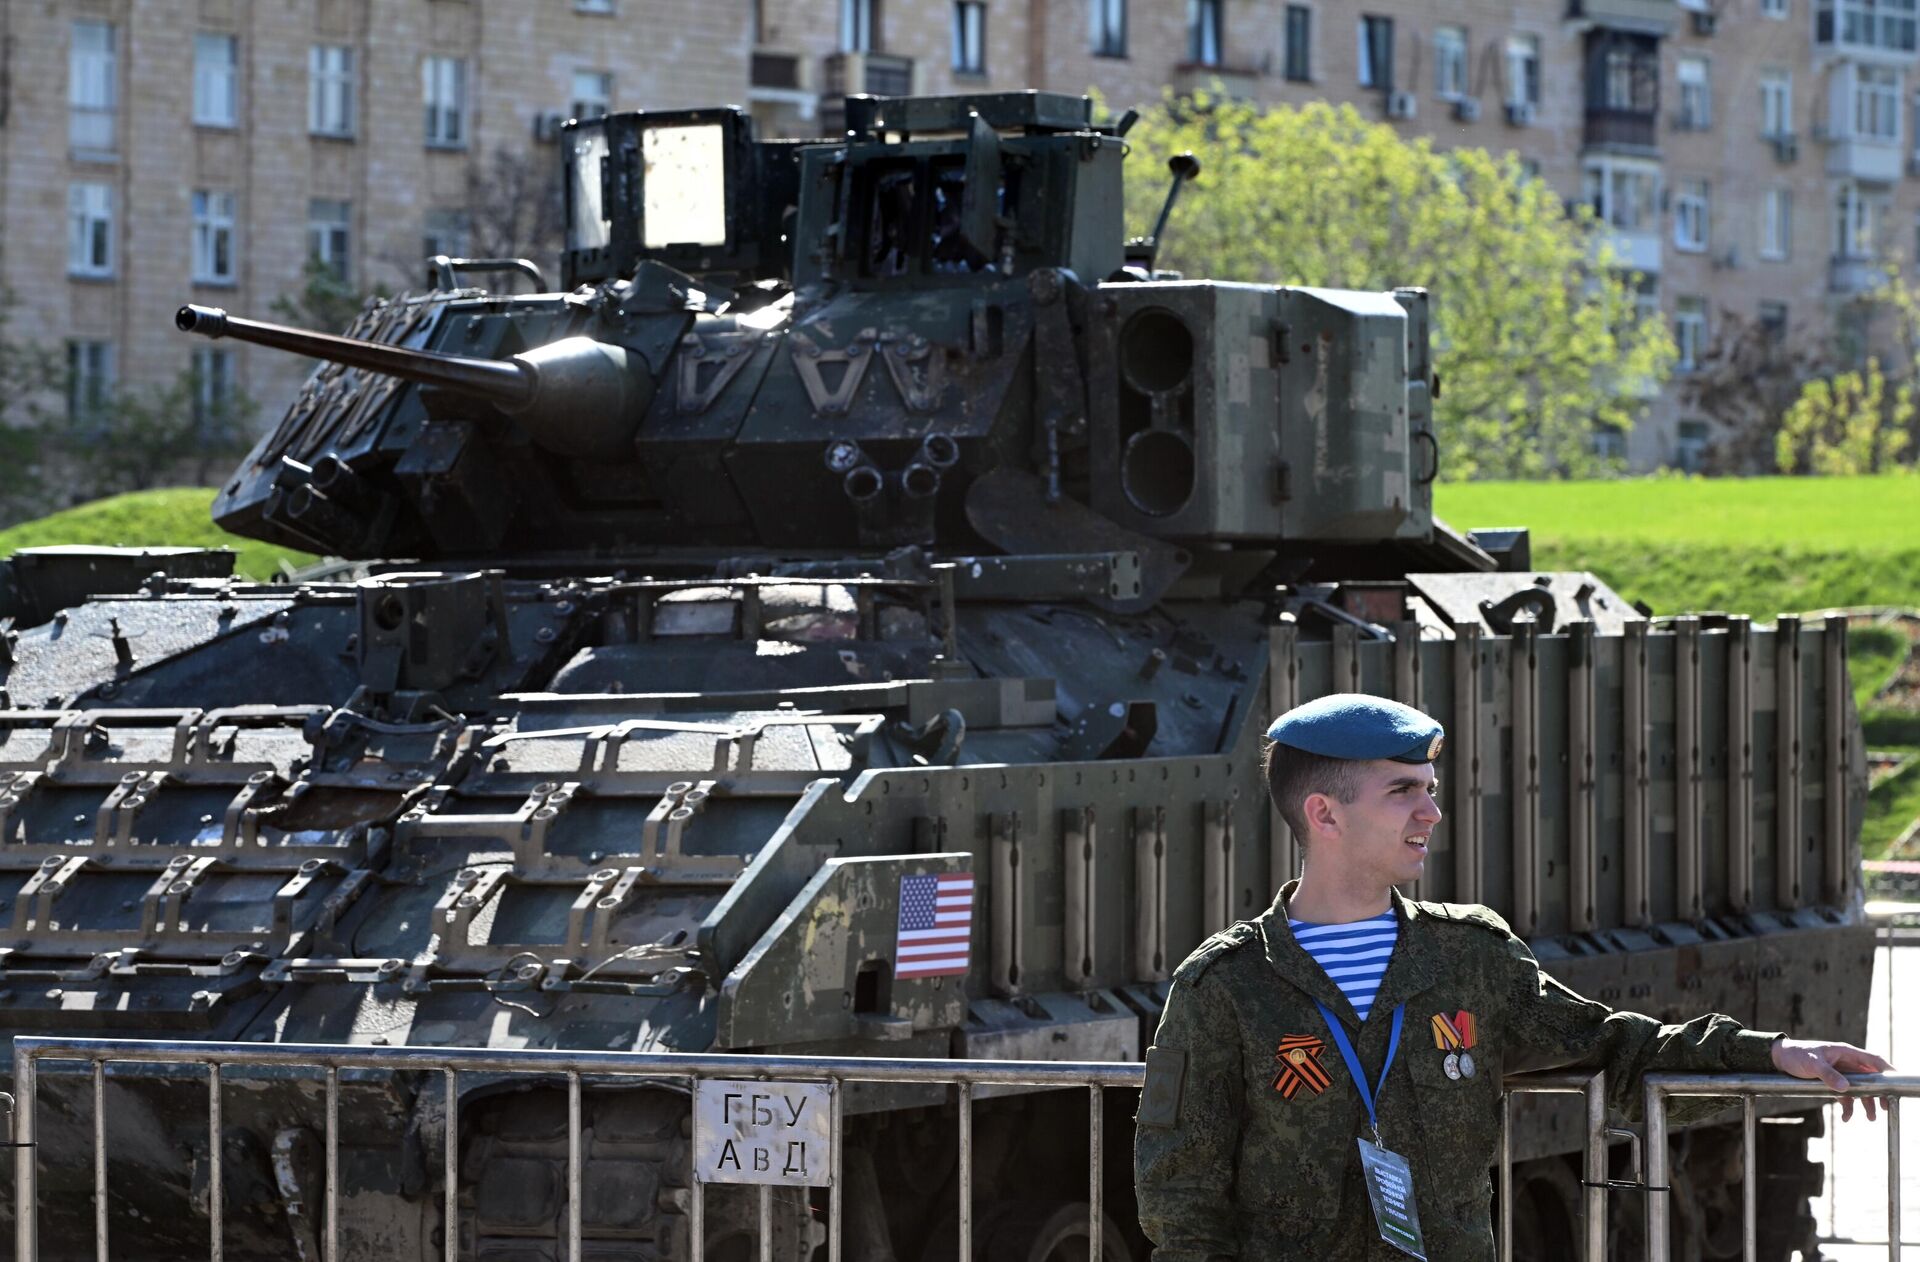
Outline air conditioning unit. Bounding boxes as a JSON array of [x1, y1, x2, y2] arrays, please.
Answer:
[[1505, 100, 1536, 127], [1770, 132, 1799, 162], [532, 110, 572, 143], [1691, 9, 1718, 34], [1387, 90, 1417, 120], [1452, 97, 1482, 123]]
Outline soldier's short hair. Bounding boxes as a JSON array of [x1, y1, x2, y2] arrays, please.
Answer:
[[1263, 739, 1365, 842]]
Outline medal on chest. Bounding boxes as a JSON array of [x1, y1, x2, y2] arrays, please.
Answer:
[[1430, 1009, 1477, 1080]]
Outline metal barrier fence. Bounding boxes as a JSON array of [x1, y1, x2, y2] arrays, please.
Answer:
[[2, 1036, 1912, 1261]]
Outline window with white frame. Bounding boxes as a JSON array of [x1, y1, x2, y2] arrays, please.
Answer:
[[1188, 0, 1223, 65], [1674, 179, 1709, 251], [575, 0, 615, 10], [1358, 15, 1393, 88], [1760, 188, 1791, 258], [69, 21, 116, 154], [68, 341, 116, 422], [1836, 182, 1878, 257], [1676, 419, 1710, 472], [1758, 300, 1788, 339], [1434, 26, 1467, 99], [424, 56, 468, 147], [571, 70, 612, 120], [1581, 158, 1657, 230], [1592, 428, 1627, 461], [1855, 63, 1901, 139], [1823, 0, 1919, 52], [1284, 5, 1311, 81], [1674, 297, 1707, 372], [842, 0, 880, 52], [1676, 56, 1711, 129], [67, 182, 114, 278], [1090, 0, 1126, 56], [1761, 69, 1793, 136], [193, 33, 238, 127], [1506, 34, 1540, 106], [309, 45, 355, 137], [423, 209, 471, 261], [1762, 0, 1788, 14], [953, 2, 986, 73], [309, 199, 351, 280], [1632, 275, 1660, 328], [191, 346, 236, 438], [192, 190, 237, 285]]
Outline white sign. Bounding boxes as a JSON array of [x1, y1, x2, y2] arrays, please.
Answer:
[[693, 1079, 835, 1187]]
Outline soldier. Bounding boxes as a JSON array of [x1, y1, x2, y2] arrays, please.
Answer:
[[1133, 693, 1892, 1261]]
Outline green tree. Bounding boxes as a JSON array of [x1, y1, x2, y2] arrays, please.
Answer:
[[0, 288, 65, 522], [1121, 97, 1673, 479], [271, 255, 389, 334], [1776, 357, 1915, 475], [52, 366, 259, 496]]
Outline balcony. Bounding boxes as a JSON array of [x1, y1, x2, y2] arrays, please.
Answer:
[[1830, 255, 1886, 293], [823, 50, 917, 99], [1565, 0, 1676, 34], [1826, 133, 1904, 181], [1594, 227, 1663, 274], [1584, 107, 1659, 151], [1171, 62, 1262, 100], [1816, 0, 1919, 61]]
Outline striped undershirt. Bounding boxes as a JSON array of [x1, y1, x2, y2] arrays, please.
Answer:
[[1289, 911, 1399, 1022]]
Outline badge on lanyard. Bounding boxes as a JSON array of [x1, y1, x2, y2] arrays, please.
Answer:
[[1314, 1000, 1428, 1260], [1431, 1009, 1478, 1080]]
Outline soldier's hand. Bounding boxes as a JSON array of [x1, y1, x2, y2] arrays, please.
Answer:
[[1770, 1038, 1895, 1121]]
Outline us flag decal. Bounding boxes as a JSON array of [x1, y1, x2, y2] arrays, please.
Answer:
[[895, 872, 974, 978]]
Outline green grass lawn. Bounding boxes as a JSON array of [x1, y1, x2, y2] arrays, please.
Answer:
[[0, 488, 312, 581]]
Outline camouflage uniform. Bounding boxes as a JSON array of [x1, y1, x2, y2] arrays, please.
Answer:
[[1133, 881, 1782, 1261]]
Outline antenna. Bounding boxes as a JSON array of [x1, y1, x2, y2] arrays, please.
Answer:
[[1129, 153, 1201, 274]]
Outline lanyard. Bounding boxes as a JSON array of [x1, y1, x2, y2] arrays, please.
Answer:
[[1313, 1000, 1405, 1144]]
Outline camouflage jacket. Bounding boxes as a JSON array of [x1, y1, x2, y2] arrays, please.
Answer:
[[1132, 882, 1782, 1261]]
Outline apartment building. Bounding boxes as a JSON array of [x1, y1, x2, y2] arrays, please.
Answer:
[[751, 0, 1920, 470], [0, 0, 1910, 473], [0, 0, 749, 457]]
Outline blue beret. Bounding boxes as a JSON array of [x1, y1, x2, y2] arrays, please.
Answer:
[[1265, 694, 1444, 764]]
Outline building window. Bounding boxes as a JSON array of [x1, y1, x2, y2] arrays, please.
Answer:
[[192, 190, 237, 285], [1854, 63, 1901, 140], [1581, 158, 1656, 230], [1758, 300, 1789, 340], [842, 0, 880, 52], [191, 346, 236, 438], [67, 182, 114, 278], [68, 341, 116, 422], [1760, 188, 1792, 259], [193, 33, 238, 128], [309, 45, 355, 137], [1674, 297, 1707, 373], [575, 0, 615, 10], [953, 2, 986, 73], [1358, 16, 1393, 89], [1762, 0, 1788, 15], [1676, 56, 1711, 129], [1836, 181, 1877, 258], [69, 20, 117, 154], [1506, 34, 1540, 106], [1090, 0, 1126, 57], [424, 56, 468, 148], [1188, 0, 1223, 65], [309, 199, 352, 280], [1284, 5, 1312, 81], [1676, 419, 1710, 472], [423, 209, 471, 261], [1820, 0, 1919, 52], [1673, 179, 1709, 252], [1632, 274, 1661, 327], [1761, 69, 1793, 137], [571, 70, 612, 120], [1598, 39, 1658, 113], [1592, 428, 1627, 461], [1434, 26, 1467, 100]]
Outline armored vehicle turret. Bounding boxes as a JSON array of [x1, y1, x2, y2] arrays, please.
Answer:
[[3, 93, 1868, 1261]]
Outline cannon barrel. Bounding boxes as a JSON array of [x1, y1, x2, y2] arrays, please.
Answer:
[[177, 304, 656, 457], [177, 304, 536, 408]]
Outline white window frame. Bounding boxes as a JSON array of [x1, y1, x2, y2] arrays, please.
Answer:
[[309, 44, 355, 138], [1505, 34, 1540, 107], [1358, 15, 1393, 89], [1089, 0, 1126, 57], [1836, 181, 1877, 258], [191, 346, 235, 435], [1761, 69, 1793, 137], [1824, 0, 1919, 52], [424, 209, 472, 262], [952, 2, 987, 73], [1673, 298, 1707, 373], [1854, 63, 1901, 141], [1283, 4, 1312, 81], [1582, 156, 1658, 231], [1676, 56, 1711, 129], [575, 0, 616, 11], [570, 69, 612, 121], [309, 199, 352, 280], [1188, 0, 1223, 66], [842, 0, 879, 52], [1434, 26, 1467, 100], [68, 341, 116, 421], [1760, 188, 1791, 259], [1762, 0, 1789, 14], [67, 182, 114, 278], [191, 190, 237, 285], [193, 33, 238, 128], [69, 20, 117, 155], [1673, 179, 1710, 252], [423, 55, 468, 149]]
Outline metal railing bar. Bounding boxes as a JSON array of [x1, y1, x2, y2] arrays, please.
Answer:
[[443, 1069, 458, 1262], [1498, 1090, 1512, 1262], [1887, 1100, 1902, 1262], [1583, 1072, 1607, 1262], [958, 1079, 973, 1261], [567, 1071, 582, 1262], [1089, 1084, 1103, 1262], [688, 1074, 704, 1254], [92, 1061, 106, 1262], [1741, 1095, 1755, 1262], [828, 1076, 844, 1262], [13, 1050, 36, 1262], [325, 1065, 339, 1262], [758, 1184, 772, 1262], [209, 1062, 223, 1262]]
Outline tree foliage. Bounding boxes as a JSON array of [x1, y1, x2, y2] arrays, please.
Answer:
[[1120, 97, 1673, 479], [271, 256, 389, 335], [1681, 309, 1835, 474], [1776, 357, 1915, 475], [48, 366, 259, 496], [0, 289, 68, 520]]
